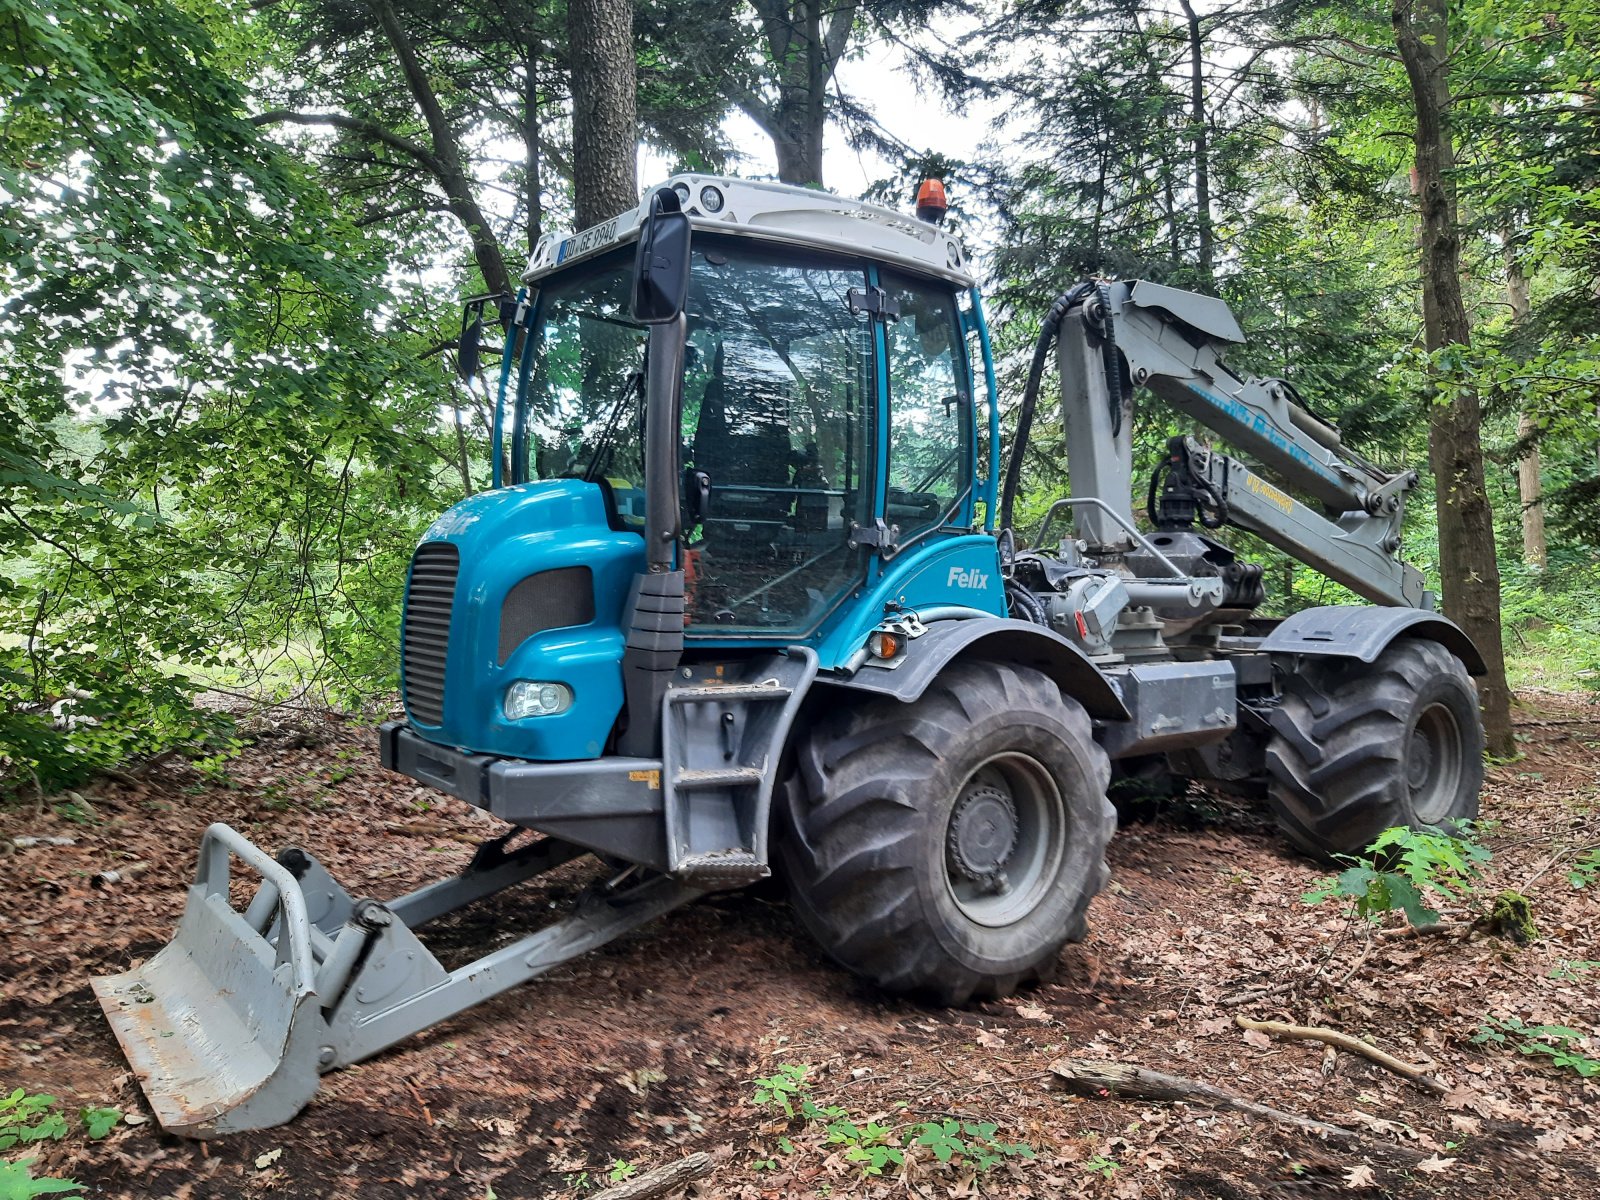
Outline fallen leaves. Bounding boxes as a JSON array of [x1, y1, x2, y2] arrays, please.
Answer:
[[4, 699, 1598, 1200], [1344, 1163, 1377, 1188]]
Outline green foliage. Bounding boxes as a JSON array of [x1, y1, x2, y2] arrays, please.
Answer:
[[0, 1092, 68, 1151], [0, 1091, 100, 1199], [907, 1119, 1033, 1173], [1304, 826, 1492, 927], [826, 1119, 905, 1175], [0, 1092, 119, 1153], [606, 1159, 635, 1183], [1566, 849, 1600, 890], [751, 1064, 835, 1121], [1083, 1154, 1120, 1179], [78, 1108, 120, 1141], [1500, 563, 1600, 692], [1473, 1017, 1600, 1077], [0, 0, 467, 798], [749, 1065, 1033, 1178], [0, 1159, 83, 1200]]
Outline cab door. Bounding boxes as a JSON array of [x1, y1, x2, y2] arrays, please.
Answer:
[[679, 242, 875, 635]]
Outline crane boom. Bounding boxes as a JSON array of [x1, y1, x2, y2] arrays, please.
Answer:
[[1052, 280, 1430, 610]]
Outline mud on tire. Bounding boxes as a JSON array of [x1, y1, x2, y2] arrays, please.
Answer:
[[1265, 638, 1484, 858], [778, 661, 1115, 1005]]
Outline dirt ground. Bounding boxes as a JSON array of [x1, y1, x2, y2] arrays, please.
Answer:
[[3, 691, 1597, 1200]]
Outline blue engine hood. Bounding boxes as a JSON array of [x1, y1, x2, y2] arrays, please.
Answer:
[[403, 480, 645, 761]]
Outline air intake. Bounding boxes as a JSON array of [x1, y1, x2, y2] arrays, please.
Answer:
[[402, 542, 459, 726], [499, 567, 595, 662]]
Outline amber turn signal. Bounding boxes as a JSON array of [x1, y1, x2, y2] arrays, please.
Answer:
[[867, 630, 907, 660]]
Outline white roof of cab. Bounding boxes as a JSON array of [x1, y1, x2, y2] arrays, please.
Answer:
[[524, 174, 974, 288]]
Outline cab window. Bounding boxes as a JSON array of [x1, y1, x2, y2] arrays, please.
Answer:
[[883, 273, 970, 543]]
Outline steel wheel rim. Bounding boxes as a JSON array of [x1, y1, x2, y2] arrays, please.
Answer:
[[944, 751, 1067, 927], [1408, 701, 1464, 825]]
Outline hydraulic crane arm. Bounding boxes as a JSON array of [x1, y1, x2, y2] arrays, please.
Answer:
[[1157, 437, 1427, 608], [1049, 280, 1431, 610]]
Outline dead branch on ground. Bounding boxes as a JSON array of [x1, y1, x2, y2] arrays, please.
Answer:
[[1234, 1016, 1448, 1095], [1048, 1058, 1415, 1157], [599, 1153, 712, 1200]]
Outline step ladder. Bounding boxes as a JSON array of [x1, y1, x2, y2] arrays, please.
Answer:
[[661, 646, 817, 887]]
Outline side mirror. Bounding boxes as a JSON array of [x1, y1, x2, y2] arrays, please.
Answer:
[[456, 306, 483, 381], [455, 291, 509, 382], [631, 188, 692, 324]]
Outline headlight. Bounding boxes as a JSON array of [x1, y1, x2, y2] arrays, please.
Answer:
[[699, 185, 724, 213], [504, 681, 573, 720]]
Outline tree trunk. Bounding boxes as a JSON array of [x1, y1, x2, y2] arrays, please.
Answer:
[[1504, 234, 1545, 570], [567, 0, 639, 228], [1392, 0, 1514, 755], [1177, 0, 1214, 285], [742, 0, 857, 189], [772, 117, 826, 187], [523, 47, 543, 254]]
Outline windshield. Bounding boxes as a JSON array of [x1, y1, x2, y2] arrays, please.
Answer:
[[681, 243, 872, 632], [513, 251, 648, 523]]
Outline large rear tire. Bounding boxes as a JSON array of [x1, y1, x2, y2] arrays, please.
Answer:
[[1265, 638, 1484, 857], [778, 661, 1115, 1005]]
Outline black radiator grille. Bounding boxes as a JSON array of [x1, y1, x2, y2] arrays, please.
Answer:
[[402, 542, 459, 725]]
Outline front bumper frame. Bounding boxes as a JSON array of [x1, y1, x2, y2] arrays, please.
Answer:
[[379, 721, 669, 870]]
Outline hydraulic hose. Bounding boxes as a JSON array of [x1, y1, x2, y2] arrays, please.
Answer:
[[1091, 283, 1129, 437], [998, 281, 1098, 535], [1004, 578, 1050, 627]]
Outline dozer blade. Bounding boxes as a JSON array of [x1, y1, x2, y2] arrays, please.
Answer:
[[93, 820, 704, 1137], [91, 824, 324, 1138]]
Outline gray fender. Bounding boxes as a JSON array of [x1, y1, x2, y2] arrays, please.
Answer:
[[816, 617, 1129, 720], [1259, 605, 1486, 676]]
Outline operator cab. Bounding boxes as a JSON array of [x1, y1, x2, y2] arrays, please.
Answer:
[[507, 178, 982, 640]]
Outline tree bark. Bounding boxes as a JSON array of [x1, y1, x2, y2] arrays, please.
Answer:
[[523, 46, 544, 254], [1177, 0, 1215, 285], [1392, 0, 1514, 756], [598, 1153, 711, 1200], [1503, 233, 1545, 570], [741, 1, 858, 188], [568, 0, 639, 228]]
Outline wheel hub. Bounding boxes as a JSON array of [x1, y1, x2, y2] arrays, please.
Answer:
[[1407, 727, 1434, 792], [947, 786, 1019, 884]]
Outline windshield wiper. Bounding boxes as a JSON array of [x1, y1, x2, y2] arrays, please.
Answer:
[[583, 357, 645, 483]]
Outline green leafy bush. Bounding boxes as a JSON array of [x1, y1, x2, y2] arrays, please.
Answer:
[[1473, 1017, 1600, 1077], [1303, 826, 1491, 927]]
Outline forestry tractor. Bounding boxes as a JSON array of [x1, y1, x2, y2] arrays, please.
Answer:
[[94, 176, 1486, 1135]]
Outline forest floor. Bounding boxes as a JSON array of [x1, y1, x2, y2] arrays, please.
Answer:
[[2, 692, 1598, 1200]]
